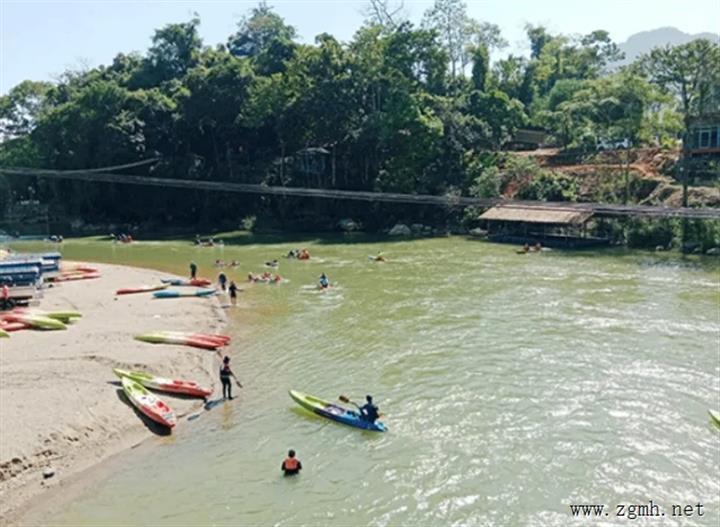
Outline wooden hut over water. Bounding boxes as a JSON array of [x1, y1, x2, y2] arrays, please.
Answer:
[[479, 204, 608, 248]]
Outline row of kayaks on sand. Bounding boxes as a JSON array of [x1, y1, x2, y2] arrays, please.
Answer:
[[0, 308, 82, 333], [116, 277, 215, 297]]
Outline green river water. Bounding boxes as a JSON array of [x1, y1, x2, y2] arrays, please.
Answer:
[[11, 236, 720, 526]]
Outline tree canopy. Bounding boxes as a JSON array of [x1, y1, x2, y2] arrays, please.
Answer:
[[0, 1, 715, 230]]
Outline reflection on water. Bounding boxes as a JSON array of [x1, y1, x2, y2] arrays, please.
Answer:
[[12, 237, 720, 526]]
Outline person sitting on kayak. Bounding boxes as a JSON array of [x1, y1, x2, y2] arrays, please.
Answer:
[[281, 449, 302, 476], [360, 395, 379, 423], [319, 273, 329, 289], [220, 356, 234, 400]]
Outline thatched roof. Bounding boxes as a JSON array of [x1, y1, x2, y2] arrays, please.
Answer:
[[480, 205, 593, 225]]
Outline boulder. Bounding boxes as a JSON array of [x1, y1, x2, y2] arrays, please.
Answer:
[[410, 223, 425, 234], [338, 218, 360, 232], [706, 247, 720, 256], [469, 228, 488, 237], [388, 224, 411, 236]]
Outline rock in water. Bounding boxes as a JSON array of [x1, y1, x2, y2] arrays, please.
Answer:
[[388, 224, 411, 236]]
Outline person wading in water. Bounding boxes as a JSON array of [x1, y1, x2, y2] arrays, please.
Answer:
[[281, 449, 302, 476]]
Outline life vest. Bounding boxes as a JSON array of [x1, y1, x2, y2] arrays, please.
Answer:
[[283, 457, 299, 470]]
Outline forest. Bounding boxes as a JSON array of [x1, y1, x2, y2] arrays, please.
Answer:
[[0, 0, 718, 235]]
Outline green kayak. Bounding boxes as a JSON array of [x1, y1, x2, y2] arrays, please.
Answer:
[[709, 410, 720, 428], [289, 390, 387, 432]]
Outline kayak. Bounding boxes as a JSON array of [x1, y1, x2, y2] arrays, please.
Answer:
[[13, 308, 81, 323], [156, 331, 230, 346], [0, 321, 30, 332], [113, 368, 211, 398], [1, 313, 66, 330], [116, 284, 168, 295], [710, 410, 720, 428], [121, 376, 176, 428], [53, 272, 101, 282], [161, 278, 212, 287], [288, 390, 387, 432], [153, 288, 216, 299], [135, 332, 221, 350]]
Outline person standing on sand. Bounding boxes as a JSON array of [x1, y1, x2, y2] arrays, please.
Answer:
[[190, 261, 197, 279], [218, 271, 227, 291], [220, 356, 235, 400], [281, 449, 302, 476], [229, 281, 238, 306]]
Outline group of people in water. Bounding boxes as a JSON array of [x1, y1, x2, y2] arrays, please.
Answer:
[[214, 259, 240, 268], [286, 248, 311, 260], [110, 233, 133, 243], [248, 271, 283, 283], [519, 242, 544, 253], [194, 236, 223, 247]]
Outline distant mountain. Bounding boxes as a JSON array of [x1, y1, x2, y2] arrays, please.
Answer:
[[615, 27, 719, 67]]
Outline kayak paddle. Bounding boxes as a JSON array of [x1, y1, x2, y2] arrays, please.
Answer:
[[339, 394, 361, 409]]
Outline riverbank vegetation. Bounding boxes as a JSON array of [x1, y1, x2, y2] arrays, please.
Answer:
[[1, 0, 718, 248]]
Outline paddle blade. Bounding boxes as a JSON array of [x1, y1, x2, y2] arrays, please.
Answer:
[[339, 395, 351, 404]]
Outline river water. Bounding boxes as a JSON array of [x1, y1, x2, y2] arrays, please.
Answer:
[[11, 236, 720, 526]]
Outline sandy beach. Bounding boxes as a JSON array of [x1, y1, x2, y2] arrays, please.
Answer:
[[0, 263, 226, 522]]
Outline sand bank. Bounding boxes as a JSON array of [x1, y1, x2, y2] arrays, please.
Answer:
[[0, 263, 226, 522]]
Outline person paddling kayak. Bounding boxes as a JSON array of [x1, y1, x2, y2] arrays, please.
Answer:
[[319, 273, 329, 289], [281, 449, 302, 476], [360, 395, 379, 423]]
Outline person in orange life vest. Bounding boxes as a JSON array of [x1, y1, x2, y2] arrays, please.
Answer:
[[281, 449, 302, 476]]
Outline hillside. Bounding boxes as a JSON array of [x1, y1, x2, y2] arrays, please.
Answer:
[[515, 148, 720, 208], [615, 27, 719, 66]]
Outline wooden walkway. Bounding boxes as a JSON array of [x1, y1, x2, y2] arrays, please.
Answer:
[[1, 162, 718, 221]]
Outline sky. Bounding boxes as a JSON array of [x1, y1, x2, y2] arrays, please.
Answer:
[[1, 0, 718, 94]]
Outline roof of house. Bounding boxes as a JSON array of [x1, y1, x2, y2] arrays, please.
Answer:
[[479, 204, 594, 224]]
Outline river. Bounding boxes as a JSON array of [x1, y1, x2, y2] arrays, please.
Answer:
[[11, 236, 720, 526]]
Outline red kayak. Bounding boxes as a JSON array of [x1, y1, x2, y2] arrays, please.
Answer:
[[53, 272, 101, 282], [114, 369, 212, 398], [120, 376, 177, 428], [116, 284, 168, 295], [0, 321, 30, 332]]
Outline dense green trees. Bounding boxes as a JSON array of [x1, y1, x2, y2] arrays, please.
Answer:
[[0, 1, 716, 231]]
